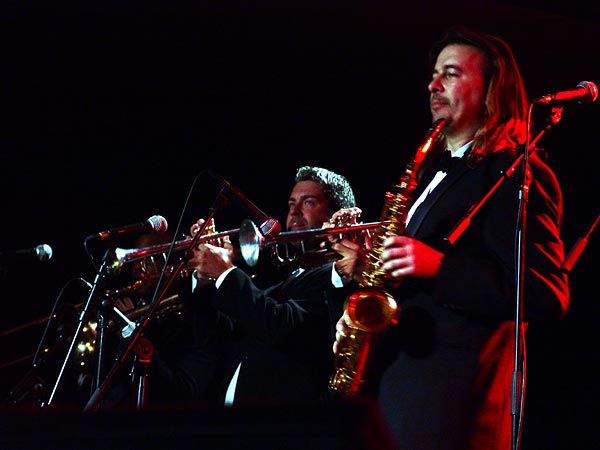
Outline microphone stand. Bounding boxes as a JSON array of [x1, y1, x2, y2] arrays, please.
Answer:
[[444, 107, 559, 246], [443, 105, 564, 450], [83, 188, 230, 412], [91, 297, 110, 394], [44, 248, 113, 408]]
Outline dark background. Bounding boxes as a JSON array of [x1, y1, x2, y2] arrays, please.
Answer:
[[1, 1, 599, 448]]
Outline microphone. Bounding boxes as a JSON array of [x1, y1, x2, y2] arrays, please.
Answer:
[[0, 244, 53, 263], [534, 81, 598, 105], [208, 171, 281, 238], [92, 215, 168, 240]]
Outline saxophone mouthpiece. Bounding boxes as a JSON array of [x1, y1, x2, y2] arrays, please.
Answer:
[[416, 118, 447, 160], [429, 117, 448, 131], [425, 118, 447, 141]]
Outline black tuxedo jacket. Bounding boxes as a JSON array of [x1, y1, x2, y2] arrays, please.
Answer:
[[202, 263, 350, 406], [371, 147, 570, 450]]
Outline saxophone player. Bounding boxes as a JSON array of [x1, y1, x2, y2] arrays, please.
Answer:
[[332, 26, 570, 450]]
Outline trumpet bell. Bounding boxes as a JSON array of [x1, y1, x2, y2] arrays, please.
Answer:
[[239, 219, 261, 267]]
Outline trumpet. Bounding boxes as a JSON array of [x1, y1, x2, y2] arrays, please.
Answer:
[[239, 219, 390, 267], [110, 228, 240, 269]]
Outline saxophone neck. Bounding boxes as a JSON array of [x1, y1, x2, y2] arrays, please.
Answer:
[[416, 118, 447, 156]]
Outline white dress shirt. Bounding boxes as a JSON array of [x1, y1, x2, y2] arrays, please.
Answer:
[[406, 141, 472, 226]]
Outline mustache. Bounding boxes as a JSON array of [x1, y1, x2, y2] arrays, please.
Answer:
[[430, 94, 448, 104]]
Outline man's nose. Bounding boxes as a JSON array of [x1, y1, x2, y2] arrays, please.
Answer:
[[429, 76, 442, 93]]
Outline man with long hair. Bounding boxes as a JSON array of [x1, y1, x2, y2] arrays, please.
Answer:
[[333, 26, 570, 449]]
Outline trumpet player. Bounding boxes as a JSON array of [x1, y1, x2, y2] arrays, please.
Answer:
[[332, 26, 570, 450], [181, 165, 367, 407]]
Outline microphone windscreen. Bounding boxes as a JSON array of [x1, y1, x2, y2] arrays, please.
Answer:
[[36, 244, 53, 261], [148, 215, 168, 233], [260, 218, 281, 238], [578, 81, 598, 104]]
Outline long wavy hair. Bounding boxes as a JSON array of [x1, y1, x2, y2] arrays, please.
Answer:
[[429, 26, 529, 164]]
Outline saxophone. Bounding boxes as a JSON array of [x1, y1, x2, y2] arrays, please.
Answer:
[[329, 118, 447, 396]]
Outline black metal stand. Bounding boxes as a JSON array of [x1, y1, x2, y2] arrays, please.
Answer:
[[44, 248, 113, 408], [83, 188, 230, 412], [443, 105, 566, 450], [444, 109, 558, 246], [91, 298, 111, 394], [130, 336, 154, 410]]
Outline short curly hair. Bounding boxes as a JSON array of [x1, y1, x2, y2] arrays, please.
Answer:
[[294, 166, 356, 213]]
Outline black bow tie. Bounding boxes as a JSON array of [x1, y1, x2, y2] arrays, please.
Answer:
[[434, 150, 462, 173]]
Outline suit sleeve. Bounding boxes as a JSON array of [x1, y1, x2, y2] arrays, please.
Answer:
[[145, 280, 235, 404], [210, 266, 340, 343]]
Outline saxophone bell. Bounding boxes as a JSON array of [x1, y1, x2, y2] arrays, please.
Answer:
[[346, 287, 399, 333], [329, 287, 399, 395]]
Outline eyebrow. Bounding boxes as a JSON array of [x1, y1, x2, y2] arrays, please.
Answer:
[[434, 63, 461, 73], [289, 194, 319, 202]]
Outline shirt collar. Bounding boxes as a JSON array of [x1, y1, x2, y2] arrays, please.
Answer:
[[451, 140, 473, 158]]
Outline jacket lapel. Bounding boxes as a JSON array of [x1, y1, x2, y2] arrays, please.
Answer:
[[406, 161, 471, 237]]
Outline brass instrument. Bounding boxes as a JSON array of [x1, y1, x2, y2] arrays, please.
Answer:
[[1, 233, 194, 407], [110, 228, 240, 270], [0, 291, 183, 365], [239, 219, 390, 267], [72, 293, 184, 365], [329, 118, 447, 396]]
